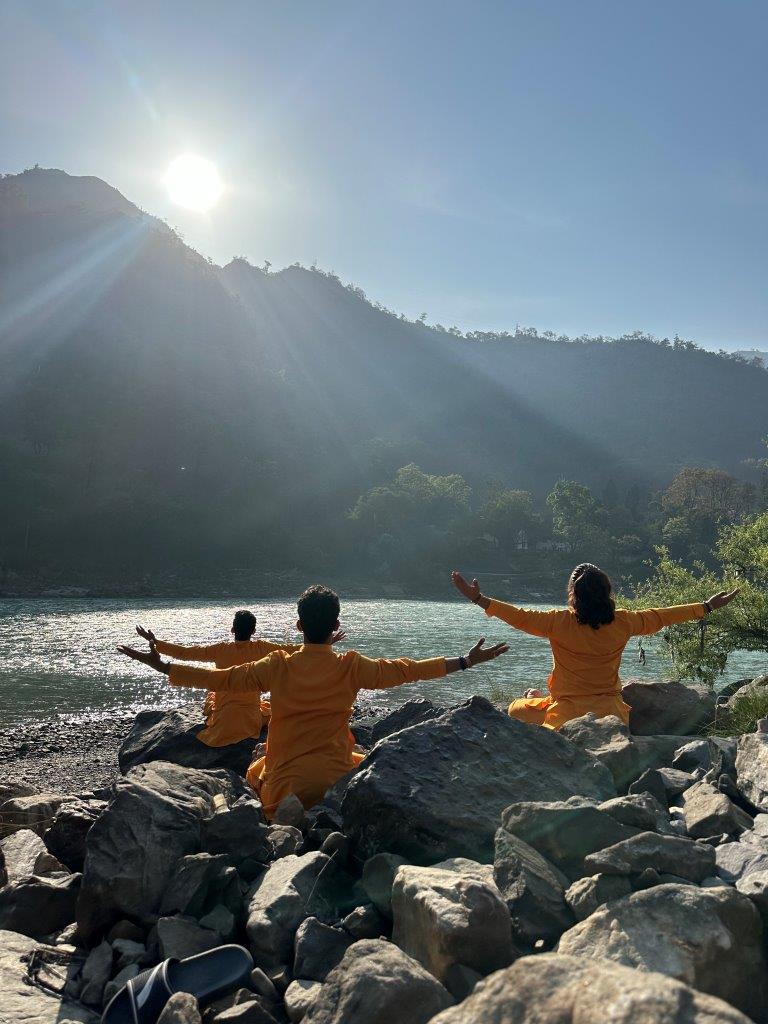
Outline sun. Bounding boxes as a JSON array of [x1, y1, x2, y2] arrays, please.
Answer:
[[164, 154, 224, 212]]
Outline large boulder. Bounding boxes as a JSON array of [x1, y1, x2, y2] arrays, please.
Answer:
[[391, 858, 514, 982], [1, 828, 51, 882], [43, 798, 105, 872], [493, 829, 573, 945], [118, 708, 259, 775], [340, 698, 615, 864], [557, 883, 767, 1021], [0, 792, 69, 837], [369, 698, 445, 746], [77, 761, 245, 941], [584, 831, 716, 882], [428, 952, 753, 1024], [736, 733, 768, 811], [559, 715, 646, 792], [499, 798, 639, 880], [716, 839, 768, 883], [201, 797, 270, 865], [622, 680, 716, 736], [303, 939, 453, 1024], [0, 929, 99, 1023], [0, 874, 81, 939]]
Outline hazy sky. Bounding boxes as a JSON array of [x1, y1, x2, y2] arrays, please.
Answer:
[[2, 1, 766, 349]]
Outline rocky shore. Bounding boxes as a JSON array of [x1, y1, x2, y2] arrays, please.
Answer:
[[2, 676, 768, 1024]]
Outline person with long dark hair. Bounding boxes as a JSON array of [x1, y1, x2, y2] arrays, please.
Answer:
[[451, 564, 738, 730]]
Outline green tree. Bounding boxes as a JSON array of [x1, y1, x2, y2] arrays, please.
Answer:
[[546, 479, 609, 555]]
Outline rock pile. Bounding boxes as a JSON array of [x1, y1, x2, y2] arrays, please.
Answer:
[[3, 686, 768, 1024]]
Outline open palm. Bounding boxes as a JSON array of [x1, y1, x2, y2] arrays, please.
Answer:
[[452, 571, 481, 603]]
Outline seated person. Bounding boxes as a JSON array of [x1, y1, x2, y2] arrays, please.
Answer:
[[135, 610, 340, 747], [120, 585, 507, 817], [451, 564, 738, 731]]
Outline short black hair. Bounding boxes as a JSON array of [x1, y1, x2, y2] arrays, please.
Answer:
[[297, 585, 340, 643], [232, 609, 257, 640]]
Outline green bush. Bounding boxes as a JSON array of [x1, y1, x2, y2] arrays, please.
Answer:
[[711, 685, 768, 737]]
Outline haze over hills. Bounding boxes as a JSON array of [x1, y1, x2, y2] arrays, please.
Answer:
[[1, 167, 767, 590]]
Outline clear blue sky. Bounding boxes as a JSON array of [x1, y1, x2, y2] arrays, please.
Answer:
[[2, 0, 766, 349]]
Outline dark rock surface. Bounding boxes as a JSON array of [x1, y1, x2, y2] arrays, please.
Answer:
[[622, 680, 716, 736], [118, 708, 259, 775]]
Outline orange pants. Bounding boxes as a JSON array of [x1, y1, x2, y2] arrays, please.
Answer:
[[247, 750, 366, 819], [508, 693, 630, 731], [197, 696, 272, 747]]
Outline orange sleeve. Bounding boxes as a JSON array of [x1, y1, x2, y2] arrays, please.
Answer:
[[251, 639, 301, 657], [169, 652, 280, 693], [485, 599, 563, 638], [352, 653, 447, 691], [154, 640, 222, 662], [619, 603, 706, 636]]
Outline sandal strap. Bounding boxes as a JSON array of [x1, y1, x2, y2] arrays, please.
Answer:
[[125, 960, 175, 1024]]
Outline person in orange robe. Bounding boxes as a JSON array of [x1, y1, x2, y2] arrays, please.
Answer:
[[119, 585, 508, 817], [134, 610, 317, 747], [451, 564, 739, 731]]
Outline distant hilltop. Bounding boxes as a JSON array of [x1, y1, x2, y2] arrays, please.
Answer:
[[733, 350, 768, 368]]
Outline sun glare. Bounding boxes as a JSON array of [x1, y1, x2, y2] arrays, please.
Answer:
[[164, 154, 224, 212]]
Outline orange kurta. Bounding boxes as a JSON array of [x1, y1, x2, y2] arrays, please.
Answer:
[[154, 638, 299, 746], [485, 599, 707, 730], [168, 645, 446, 817]]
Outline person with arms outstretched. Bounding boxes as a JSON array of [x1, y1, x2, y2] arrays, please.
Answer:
[[120, 585, 508, 818], [451, 564, 738, 731]]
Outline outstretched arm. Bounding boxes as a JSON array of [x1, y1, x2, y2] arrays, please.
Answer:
[[136, 625, 221, 663], [354, 636, 508, 691], [452, 571, 561, 638], [623, 588, 739, 636], [118, 644, 276, 693]]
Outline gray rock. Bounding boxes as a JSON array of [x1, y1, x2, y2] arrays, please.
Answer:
[[107, 919, 145, 943], [428, 952, 753, 1024], [673, 738, 715, 773], [112, 937, 145, 970], [285, 980, 322, 1023], [559, 714, 647, 792], [118, 708, 259, 775], [43, 799, 104, 872], [160, 853, 239, 918], [209, 1000, 278, 1023], [268, 825, 303, 860], [558, 883, 767, 1021], [155, 916, 220, 959], [392, 858, 514, 982], [293, 917, 352, 981], [248, 967, 280, 1004], [499, 798, 638, 880], [597, 793, 673, 834], [245, 852, 331, 967], [736, 733, 768, 811], [273, 795, 307, 830], [80, 940, 113, 1008], [202, 798, 270, 865], [0, 928, 99, 1023], [493, 828, 573, 944], [103, 963, 140, 1006], [628, 766, 695, 806], [77, 761, 244, 941], [157, 992, 203, 1024], [442, 963, 483, 1002], [340, 697, 615, 864], [369, 698, 444, 745], [0, 873, 81, 939], [682, 781, 752, 838], [340, 903, 387, 940], [361, 852, 407, 918], [303, 939, 452, 1024], [715, 839, 768, 882], [1, 827, 49, 882], [584, 830, 715, 881], [564, 874, 633, 921], [199, 904, 236, 939], [622, 679, 716, 736], [0, 793, 69, 836], [736, 871, 768, 923]]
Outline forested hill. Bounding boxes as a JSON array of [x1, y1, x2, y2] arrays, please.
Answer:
[[1, 167, 767, 585]]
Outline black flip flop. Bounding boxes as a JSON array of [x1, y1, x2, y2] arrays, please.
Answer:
[[101, 944, 253, 1023]]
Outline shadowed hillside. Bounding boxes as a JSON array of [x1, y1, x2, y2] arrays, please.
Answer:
[[1, 168, 766, 586]]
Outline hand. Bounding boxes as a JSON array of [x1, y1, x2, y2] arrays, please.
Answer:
[[524, 688, 544, 698], [466, 637, 509, 666], [452, 571, 482, 603], [705, 588, 740, 611], [118, 644, 168, 674], [136, 624, 157, 647], [330, 630, 347, 645]]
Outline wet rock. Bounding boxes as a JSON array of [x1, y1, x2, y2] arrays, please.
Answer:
[[361, 852, 407, 918], [0, 928, 99, 1023], [0, 873, 81, 939], [392, 858, 514, 982], [493, 828, 573, 945], [682, 781, 753, 839], [622, 679, 716, 736], [564, 873, 633, 921], [157, 992, 203, 1024], [369, 698, 444, 745], [155, 916, 220, 959], [77, 761, 245, 941], [246, 852, 332, 967], [341, 697, 614, 864], [118, 708, 259, 775], [584, 830, 715, 881], [428, 952, 753, 1024], [736, 733, 768, 811], [557, 883, 767, 1021], [303, 939, 452, 1024], [293, 917, 352, 981], [285, 979, 322, 1023], [499, 798, 638, 880], [43, 799, 104, 872]]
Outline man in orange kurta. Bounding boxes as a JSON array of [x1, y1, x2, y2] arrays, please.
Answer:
[[451, 569, 738, 730], [135, 610, 302, 747], [119, 585, 508, 817]]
